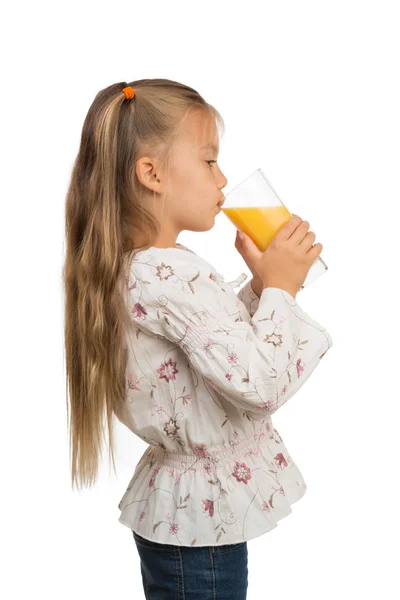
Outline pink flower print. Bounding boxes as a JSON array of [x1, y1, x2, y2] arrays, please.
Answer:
[[262, 501, 270, 512], [275, 453, 288, 469], [165, 512, 171, 521], [263, 332, 283, 347], [279, 486, 285, 496], [182, 394, 192, 406], [149, 466, 161, 487], [156, 262, 174, 280], [139, 511, 146, 521], [127, 373, 141, 390], [204, 340, 213, 351], [209, 272, 217, 281], [157, 358, 179, 382], [170, 523, 179, 535], [202, 498, 214, 517], [233, 429, 238, 439], [166, 469, 180, 484], [257, 399, 276, 412], [152, 402, 164, 416], [163, 417, 180, 437], [132, 303, 148, 319], [225, 373, 233, 382], [296, 358, 305, 377], [232, 461, 252, 484], [203, 463, 212, 474], [281, 384, 288, 395], [228, 352, 238, 364], [244, 446, 259, 458], [193, 444, 209, 458]]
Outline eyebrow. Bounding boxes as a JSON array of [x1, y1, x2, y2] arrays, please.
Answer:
[[200, 143, 219, 153]]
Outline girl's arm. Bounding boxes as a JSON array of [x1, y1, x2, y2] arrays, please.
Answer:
[[127, 257, 333, 420], [236, 278, 262, 317]]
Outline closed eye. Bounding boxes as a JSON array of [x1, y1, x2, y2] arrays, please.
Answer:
[[206, 160, 217, 167]]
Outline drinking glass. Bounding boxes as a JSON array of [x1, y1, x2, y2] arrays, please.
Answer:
[[221, 168, 328, 290]]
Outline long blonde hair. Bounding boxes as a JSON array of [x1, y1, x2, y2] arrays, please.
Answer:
[[62, 79, 225, 491]]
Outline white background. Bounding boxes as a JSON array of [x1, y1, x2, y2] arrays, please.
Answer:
[[2, 0, 399, 598]]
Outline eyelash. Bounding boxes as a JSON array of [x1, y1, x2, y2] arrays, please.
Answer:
[[206, 160, 217, 167]]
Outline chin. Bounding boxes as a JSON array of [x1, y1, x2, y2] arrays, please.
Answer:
[[187, 219, 215, 233], [204, 218, 216, 232]]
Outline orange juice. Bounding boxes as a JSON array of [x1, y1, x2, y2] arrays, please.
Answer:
[[222, 204, 292, 252]]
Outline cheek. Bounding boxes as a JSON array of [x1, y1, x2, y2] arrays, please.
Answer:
[[176, 170, 204, 200], [168, 162, 213, 211]]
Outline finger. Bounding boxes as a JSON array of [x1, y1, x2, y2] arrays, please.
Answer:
[[290, 220, 311, 245], [237, 231, 263, 260], [306, 242, 323, 259], [300, 230, 316, 252], [275, 215, 303, 241]]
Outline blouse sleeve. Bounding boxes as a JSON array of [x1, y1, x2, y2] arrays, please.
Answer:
[[236, 279, 261, 317], [128, 260, 333, 420]]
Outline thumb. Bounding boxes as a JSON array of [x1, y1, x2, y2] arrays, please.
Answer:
[[236, 230, 262, 261]]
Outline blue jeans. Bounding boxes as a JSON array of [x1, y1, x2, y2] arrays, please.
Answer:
[[132, 530, 248, 599]]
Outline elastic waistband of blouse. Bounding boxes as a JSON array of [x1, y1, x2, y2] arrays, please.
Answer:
[[149, 432, 268, 470]]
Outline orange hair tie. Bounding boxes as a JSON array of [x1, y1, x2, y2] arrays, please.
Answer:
[[122, 86, 135, 100]]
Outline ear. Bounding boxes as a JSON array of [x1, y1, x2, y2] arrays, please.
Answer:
[[135, 156, 163, 195]]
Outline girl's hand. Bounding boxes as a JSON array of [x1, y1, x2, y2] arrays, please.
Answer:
[[234, 230, 262, 280], [235, 216, 322, 299], [235, 230, 263, 297]]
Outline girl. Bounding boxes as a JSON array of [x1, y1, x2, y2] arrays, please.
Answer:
[[62, 78, 332, 599]]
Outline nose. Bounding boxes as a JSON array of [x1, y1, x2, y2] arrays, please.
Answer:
[[219, 170, 228, 192]]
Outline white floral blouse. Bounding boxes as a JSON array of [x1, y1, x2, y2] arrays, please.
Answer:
[[116, 243, 333, 547]]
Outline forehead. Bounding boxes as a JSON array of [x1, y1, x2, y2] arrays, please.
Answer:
[[200, 142, 219, 153], [181, 111, 219, 151]]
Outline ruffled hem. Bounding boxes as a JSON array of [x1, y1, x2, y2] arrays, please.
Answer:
[[117, 430, 307, 547]]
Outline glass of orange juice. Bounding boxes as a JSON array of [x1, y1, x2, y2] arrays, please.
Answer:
[[221, 168, 328, 290]]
